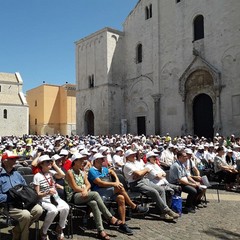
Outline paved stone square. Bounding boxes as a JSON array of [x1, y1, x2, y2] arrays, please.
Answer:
[[1, 189, 240, 240]]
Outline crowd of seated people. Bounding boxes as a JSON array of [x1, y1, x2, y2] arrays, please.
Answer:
[[0, 133, 240, 239]]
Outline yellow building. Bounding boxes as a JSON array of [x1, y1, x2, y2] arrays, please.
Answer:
[[26, 84, 76, 136]]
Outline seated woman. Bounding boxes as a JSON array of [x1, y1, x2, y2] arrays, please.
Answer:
[[65, 153, 122, 240], [33, 155, 70, 240]]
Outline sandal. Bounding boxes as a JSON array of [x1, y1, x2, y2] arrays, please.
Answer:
[[108, 217, 122, 226], [98, 231, 110, 240], [57, 233, 64, 240], [55, 225, 64, 240]]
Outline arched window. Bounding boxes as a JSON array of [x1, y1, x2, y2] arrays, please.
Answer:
[[145, 6, 149, 20], [193, 15, 204, 41], [3, 109, 7, 119], [136, 44, 143, 63], [149, 4, 152, 18], [88, 75, 94, 88]]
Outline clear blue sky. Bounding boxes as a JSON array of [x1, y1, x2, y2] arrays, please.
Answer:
[[0, 0, 138, 93]]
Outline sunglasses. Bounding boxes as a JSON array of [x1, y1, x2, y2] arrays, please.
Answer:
[[44, 160, 53, 164]]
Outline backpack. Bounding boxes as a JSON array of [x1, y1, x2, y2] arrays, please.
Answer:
[[8, 184, 39, 210]]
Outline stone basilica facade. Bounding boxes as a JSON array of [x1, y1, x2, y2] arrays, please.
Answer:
[[76, 0, 240, 138]]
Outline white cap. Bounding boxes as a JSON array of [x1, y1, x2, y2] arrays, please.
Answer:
[[59, 149, 69, 156], [92, 153, 105, 161], [168, 143, 174, 148], [80, 149, 91, 156], [55, 136, 62, 141], [198, 145, 204, 150], [37, 155, 51, 165], [51, 154, 62, 161], [146, 151, 158, 159], [71, 153, 85, 162], [116, 147, 123, 152], [185, 148, 193, 155], [69, 147, 78, 155], [124, 149, 136, 158], [99, 146, 108, 154]]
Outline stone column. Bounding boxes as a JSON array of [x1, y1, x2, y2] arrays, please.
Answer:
[[152, 94, 161, 135]]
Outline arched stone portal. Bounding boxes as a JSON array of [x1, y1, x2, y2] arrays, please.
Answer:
[[193, 94, 213, 139], [84, 110, 94, 135], [183, 69, 217, 138]]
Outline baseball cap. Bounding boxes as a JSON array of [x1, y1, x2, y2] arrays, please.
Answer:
[[37, 155, 51, 165], [116, 147, 123, 152], [124, 149, 136, 158], [92, 153, 105, 161], [71, 153, 85, 162], [146, 151, 158, 159], [1, 150, 20, 161], [59, 149, 69, 156], [51, 154, 62, 161]]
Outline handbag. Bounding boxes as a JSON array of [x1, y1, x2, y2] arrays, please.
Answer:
[[8, 184, 39, 210], [171, 195, 182, 216]]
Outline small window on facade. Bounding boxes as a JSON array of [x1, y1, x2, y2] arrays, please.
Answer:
[[88, 75, 94, 88], [0, 85, 1, 92], [145, 6, 149, 20], [35, 118, 37, 125], [176, 0, 181, 3], [3, 109, 7, 119], [149, 4, 152, 18], [136, 44, 143, 63], [193, 15, 204, 41], [35, 100, 37, 106]]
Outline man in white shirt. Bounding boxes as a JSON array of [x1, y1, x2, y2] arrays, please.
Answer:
[[123, 149, 179, 221], [112, 147, 125, 170]]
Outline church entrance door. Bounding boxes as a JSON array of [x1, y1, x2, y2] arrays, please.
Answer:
[[193, 94, 213, 139], [137, 116, 146, 135]]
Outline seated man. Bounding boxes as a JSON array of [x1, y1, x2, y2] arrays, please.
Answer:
[[123, 150, 179, 221], [145, 151, 181, 206], [88, 153, 148, 235], [0, 150, 43, 240], [169, 149, 206, 213]]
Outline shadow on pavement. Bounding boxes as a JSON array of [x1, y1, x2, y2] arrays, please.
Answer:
[[202, 227, 240, 240]]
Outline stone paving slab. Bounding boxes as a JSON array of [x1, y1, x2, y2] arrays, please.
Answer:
[[0, 189, 239, 240]]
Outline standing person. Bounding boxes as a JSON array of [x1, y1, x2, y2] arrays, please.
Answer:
[[65, 153, 121, 240], [169, 150, 205, 213], [33, 155, 69, 240], [0, 151, 43, 240]]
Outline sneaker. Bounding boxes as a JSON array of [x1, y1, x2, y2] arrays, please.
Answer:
[[118, 223, 133, 235], [166, 209, 180, 219], [132, 204, 149, 214], [196, 203, 204, 208], [159, 213, 174, 221], [186, 207, 196, 213]]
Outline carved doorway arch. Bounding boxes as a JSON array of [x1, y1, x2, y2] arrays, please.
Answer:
[[184, 70, 216, 137]]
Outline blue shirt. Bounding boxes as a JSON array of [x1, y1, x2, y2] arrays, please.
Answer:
[[0, 167, 26, 203], [88, 167, 109, 191]]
